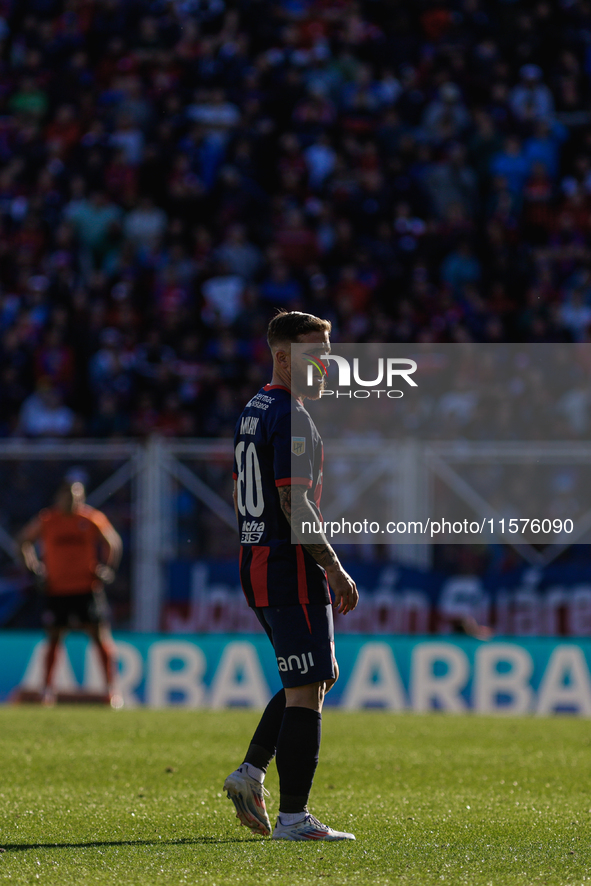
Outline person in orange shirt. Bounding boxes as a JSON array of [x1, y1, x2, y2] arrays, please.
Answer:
[[17, 479, 123, 706]]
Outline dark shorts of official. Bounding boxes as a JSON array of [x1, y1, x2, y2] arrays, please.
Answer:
[[253, 603, 335, 689], [42, 589, 110, 630]]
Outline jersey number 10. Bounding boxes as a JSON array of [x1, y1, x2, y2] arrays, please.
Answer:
[[235, 441, 264, 517]]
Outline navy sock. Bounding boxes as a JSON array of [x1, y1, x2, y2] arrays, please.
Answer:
[[244, 689, 286, 772], [276, 706, 321, 813]]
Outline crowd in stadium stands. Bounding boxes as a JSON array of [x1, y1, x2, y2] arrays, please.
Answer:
[[1, 0, 591, 438]]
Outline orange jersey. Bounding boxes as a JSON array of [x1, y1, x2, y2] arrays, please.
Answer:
[[39, 505, 114, 595]]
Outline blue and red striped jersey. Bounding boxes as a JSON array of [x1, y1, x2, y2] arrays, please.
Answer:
[[233, 383, 330, 608]]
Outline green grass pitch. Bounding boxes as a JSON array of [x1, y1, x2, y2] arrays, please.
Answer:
[[0, 707, 590, 885]]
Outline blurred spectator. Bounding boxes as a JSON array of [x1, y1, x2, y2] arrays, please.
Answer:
[[510, 65, 555, 125], [441, 242, 481, 293], [525, 122, 565, 182], [0, 0, 588, 443], [65, 190, 123, 266], [490, 137, 530, 197], [260, 262, 302, 306], [274, 209, 319, 267], [187, 89, 241, 142], [559, 290, 591, 342], [201, 261, 245, 325], [90, 392, 130, 437], [89, 328, 133, 401], [123, 197, 167, 251], [9, 77, 48, 119], [422, 83, 471, 146], [422, 143, 478, 219], [109, 114, 145, 166], [18, 380, 75, 437], [305, 135, 337, 190], [214, 224, 261, 281]]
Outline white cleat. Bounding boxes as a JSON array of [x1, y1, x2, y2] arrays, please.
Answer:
[[272, 812, 355, 841], [109, 692, 124, 710], [223, 765, 271, 836]]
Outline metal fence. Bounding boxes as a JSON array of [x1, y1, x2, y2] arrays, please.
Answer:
[[0, 437, 588, 632]]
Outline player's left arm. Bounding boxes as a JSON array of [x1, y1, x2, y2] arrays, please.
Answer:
[[95, 515, 123, 584], [278, 485, 358, 615], [16, 516, 45, 578], [273, 410, 358, 614]]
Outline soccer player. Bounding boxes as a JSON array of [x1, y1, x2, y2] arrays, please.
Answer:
[[17, 479, 123, 706], [224, 310, 359, 841]]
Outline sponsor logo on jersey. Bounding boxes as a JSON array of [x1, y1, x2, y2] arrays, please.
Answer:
[[241, 520, 265, 543], [292, 436, 306, 456], [246, 393, 274, 410], [277, 651, 315, 676]]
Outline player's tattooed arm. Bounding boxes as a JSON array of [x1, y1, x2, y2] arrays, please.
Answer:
[[278, 485, 339, 570], [278, 484, 359, 615]]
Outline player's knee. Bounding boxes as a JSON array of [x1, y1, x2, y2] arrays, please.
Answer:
[[325, 661, 339, 693], [286, 680, 325, 711], [308, 681, 325, 709]]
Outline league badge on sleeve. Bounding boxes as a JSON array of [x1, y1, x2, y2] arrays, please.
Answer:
[[291, 436, 306, 456]]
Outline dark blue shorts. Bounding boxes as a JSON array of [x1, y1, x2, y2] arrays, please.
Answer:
[[253, 603, 336, 689]]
